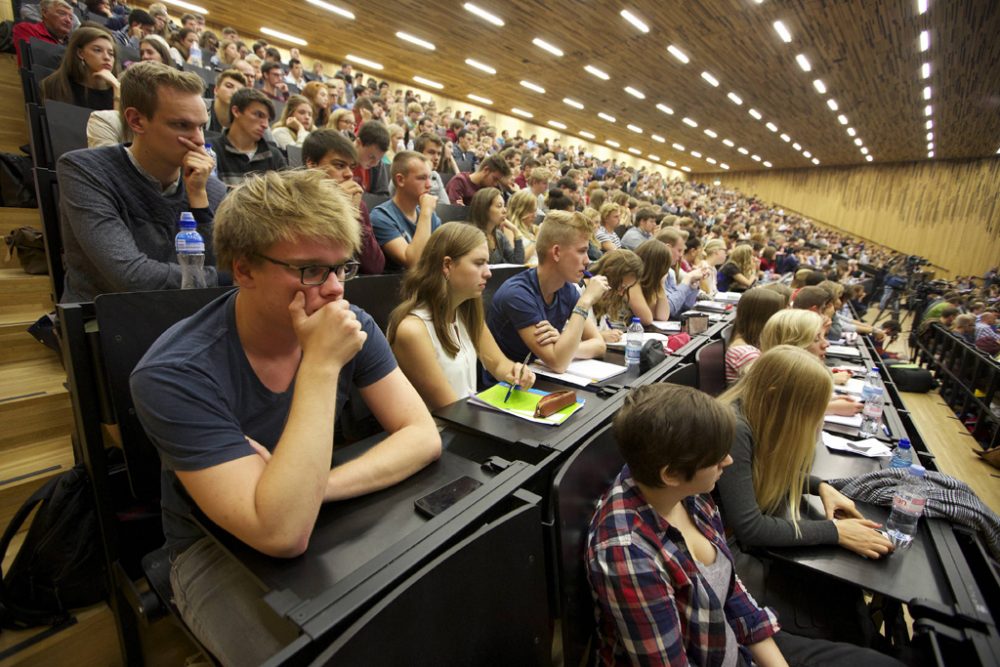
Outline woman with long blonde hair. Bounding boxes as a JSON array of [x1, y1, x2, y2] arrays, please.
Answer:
[[699, 238, 727, 295], [588, 249, 642, 342], [627, 239, 672, 324], [505, 189, 538, 263], [717, 243, 758, 292], [760, 309, 857, 397], [387, 223, 535, 409]]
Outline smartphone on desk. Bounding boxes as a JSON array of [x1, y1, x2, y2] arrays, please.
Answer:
[[414, 476, 484, 518]]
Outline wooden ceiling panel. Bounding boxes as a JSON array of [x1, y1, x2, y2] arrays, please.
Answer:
[[204, 0, 1000, 173]]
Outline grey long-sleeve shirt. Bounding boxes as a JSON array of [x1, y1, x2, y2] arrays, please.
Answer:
[[58, 145, 226, 303], [716, 412, 839, 548]]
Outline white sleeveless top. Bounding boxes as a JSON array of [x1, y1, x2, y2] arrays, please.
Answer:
[[412, 307, 478, 399]]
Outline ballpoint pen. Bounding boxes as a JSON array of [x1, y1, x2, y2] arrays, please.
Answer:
[[504, 351, 532, 402]]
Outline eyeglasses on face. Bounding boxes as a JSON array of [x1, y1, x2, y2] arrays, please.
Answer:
[[256, 254, 360, 285]]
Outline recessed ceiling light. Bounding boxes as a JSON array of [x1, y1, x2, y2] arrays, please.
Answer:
[[656, 103, 675, 115], [666, 160, 677, 167], [923, 86, 932, 100], [626, 124, 642, 134], [672, 143, 685, 151], [860, 147, 869, 154], [628, 147, 642, 155], [464, 58, 496, 74], [652, 134, 665, 143], [345, 54, 383, 70], [598, 112, 616, 122], [547, 120, 567, 129], [584, 65, 610, 80], [704, 129, 718, 138], [927, 141, 934, 150], [837, 114, 848, 125], [413, 76, 443, 90], [682, 117, 698, 127], [773, 20, 792, 43], [706, 157, 717, 164], [737, 147, 749, 155], [260, 27, 307, 46], [921, 62, 931, 79], [606, 139, 621, 147], [780, 133, 790, 142], [917, 0, 928, 15], [803, 150, 812, 158], [691, 150, 702, 158], [511, 107, 533, 118], [925, 120, 933, 130], [648, 154, 660, 161], [701, 72, 720, 87], [924, 105, 933, 116], [305, 0, 354, 20], [926, 131, 934, 141], [463, 2, 504, 26], [727, 92, 743, 105], [579, 130, 596, 139], [467, 93, 493, 105], [163, 0, 208, 14], [927, 151, 934, 158], [792, 142, 801, 151], [919, 30, 929, 52], [681, 166, 692, 173], [847, 127, 856, 137], [624, 86, 646, 99], [867, 155, 875, 162], [667, 45, 690, 63], [563, 97, 584, 109], [748, 108, 762, 120], [813, 81, 830, 96], [811, 157, 820, 165], [722, 139, 735, 147], [720, 163, 730, 170], [396, 31, 435, 50], [520, 80, 545, 94], [763, 161, 773, 168], [620, 8, 650, 32], [532, 37, 564, 57], [826, 99, 838, 111], [765, 122, 778, 132], [795, 54, 811, 71], [751, 154, 762, 162], [854, 138, 863, 146]]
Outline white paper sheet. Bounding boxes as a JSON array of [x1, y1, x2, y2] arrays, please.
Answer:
[[651, 320, 682, 332], [822, 432, 892, 457], [607, 332, 669, 349], [826, 345, 862, 358], [529, 359, 626, 386], [824, 413, 864, 428]]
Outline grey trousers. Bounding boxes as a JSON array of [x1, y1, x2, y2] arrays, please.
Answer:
[[170, 537, 299, 667]]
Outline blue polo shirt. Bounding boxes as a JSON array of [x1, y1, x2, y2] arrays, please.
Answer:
[[486, 268, 579, 365], [369, 199, 442, 272]]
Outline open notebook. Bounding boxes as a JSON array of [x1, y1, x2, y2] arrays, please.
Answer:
[[529, 358, 626, 387], [468, 383, 584, 425], [606, 332, 669, 349]]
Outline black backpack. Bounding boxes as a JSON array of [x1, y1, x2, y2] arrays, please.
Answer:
[[0, 152, 37, 208], [0, 464, 107, 630]]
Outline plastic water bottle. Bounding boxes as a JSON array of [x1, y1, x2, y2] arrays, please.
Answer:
[[889, 438, 913, 469], [625, 317, 643, 367], [205, 143, 217, 178], [175, 212, 206, 289], [188, 42, 202, 67], [885, 465, 927, 550], [861, 368, 883, 403], [859, 368, 884, 437]]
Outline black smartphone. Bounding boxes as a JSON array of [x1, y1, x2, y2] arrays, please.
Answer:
[[414, 476, 484, 518]]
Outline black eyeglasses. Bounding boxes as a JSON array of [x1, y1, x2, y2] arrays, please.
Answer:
[[256, 254, 360, 285]]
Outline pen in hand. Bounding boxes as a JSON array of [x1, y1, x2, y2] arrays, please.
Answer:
[[504, 351, 533, 403]]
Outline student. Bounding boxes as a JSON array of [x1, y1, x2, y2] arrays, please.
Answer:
[[487, 211, 609, 375], [214, 88, 287, 186], [725, 288, 786, 384], [40, 26, 121, 111], [589, 249, 642, 342], [656, 228, 703, 317], [408, 132, 451, 203], [370, 151, 442, 272], [595, 203, 622, 253], [271, 94, 314, 150], [717, 346, 897, 650], [588, 382, 899, 666], [14, 0, 74, 67], [445, 154, 511, 206], [698, 238, 727, 296], [718, 244, 759, 293], [58, 62, 225, 302], [505, 188, 539, 263], [302, 129, 384, 275], [352, 120, 391, 195], [205, 69, 246, 134], [626, 239, 671, 325], [131, 170, 441, 664], [387, 223, 537, 409], [467, 187, 526, 265], [619, 207, 658, 250]]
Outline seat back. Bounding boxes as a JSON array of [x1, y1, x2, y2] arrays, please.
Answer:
[[551, 424, 625, 667], [26, 102, 52, 169], [362, 192, 389, 211], [455, 158, 474, 173], [343, 273, 404, 334], [184, 64, 217, 93], [33, 167, 64, 303], [721, 323, 735, 346], [696, 338, 726, 396], [43, 99, 92, 161], [435, 203, 468, 222], [27, 38, 66, 69], [659, 361, 698, 388], [286, 144, 303, 168], [95, 287, 235, 499]]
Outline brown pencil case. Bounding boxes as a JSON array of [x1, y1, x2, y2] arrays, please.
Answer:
[[535, 390, 577, 418]]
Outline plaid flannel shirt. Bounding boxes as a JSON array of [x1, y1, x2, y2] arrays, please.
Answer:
[[587, 466, 780, 666]]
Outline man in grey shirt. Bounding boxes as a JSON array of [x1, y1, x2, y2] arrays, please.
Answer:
[[620, 208, 661, 250], [58, 62, 226, 302], [389, 132, 450, 204]]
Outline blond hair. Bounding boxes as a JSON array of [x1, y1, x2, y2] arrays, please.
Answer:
[[760, 309, 824, 352], [728, 244, 756, 276], [506, 189, 538, 240], [213, 170, 360, 272], [120, 61, 204, 122], [719, 345, 833, 533], [535, 210, 592, 264]]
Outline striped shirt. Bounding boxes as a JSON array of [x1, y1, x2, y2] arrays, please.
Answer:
[[725, 344, 760, 385]]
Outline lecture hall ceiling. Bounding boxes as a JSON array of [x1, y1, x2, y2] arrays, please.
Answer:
[[205, 0, 1000, 174]]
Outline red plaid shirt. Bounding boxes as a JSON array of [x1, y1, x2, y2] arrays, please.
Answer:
[[587, 466, 780, 666]]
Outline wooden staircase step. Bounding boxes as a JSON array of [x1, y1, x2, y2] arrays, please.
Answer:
[[0, 602, 122, 667], [0, 436, 73, 537], [0, 268, 53, 315], [0, 357, 71, 452], [0, 316, 55, 364], [1, 208, 43, 231]]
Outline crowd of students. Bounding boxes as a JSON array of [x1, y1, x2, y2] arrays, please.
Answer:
[[12, 4, 1000, 664]]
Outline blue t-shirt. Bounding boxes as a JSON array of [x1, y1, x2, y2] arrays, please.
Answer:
[[130, 290, 397, 550], [369, 199, 442, 272], [487, 268, 578, 365]]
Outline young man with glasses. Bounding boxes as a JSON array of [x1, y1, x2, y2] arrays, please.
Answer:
[[131, 169, 441, 664], [215, 88, 287, 187]]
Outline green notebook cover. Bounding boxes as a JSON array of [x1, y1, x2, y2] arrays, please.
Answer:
[[468, 383, 584, 425]]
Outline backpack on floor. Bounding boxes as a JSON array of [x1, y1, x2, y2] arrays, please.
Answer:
[[0, 464, 107, 630], [887, 363, 936, 393]]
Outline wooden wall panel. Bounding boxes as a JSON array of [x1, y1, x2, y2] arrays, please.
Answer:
[[706, 159, 1000, 277]]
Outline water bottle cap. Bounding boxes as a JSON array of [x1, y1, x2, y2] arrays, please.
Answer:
[[909, 465, 926, 477], [898, 438, 911, 449], [179, 211, 196, 228], [630, 317, 641, 323], [871, 366, 880, 372]]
